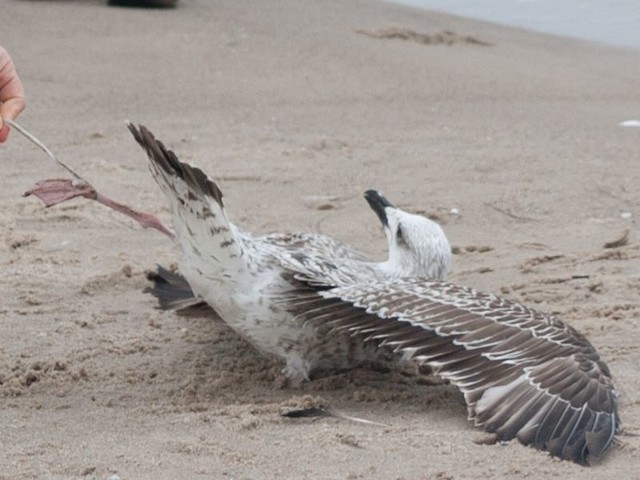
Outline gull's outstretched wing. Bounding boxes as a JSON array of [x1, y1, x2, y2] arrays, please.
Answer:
[[285, 278, 618, 464]]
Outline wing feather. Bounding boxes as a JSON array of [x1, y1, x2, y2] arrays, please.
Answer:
[[289, 277, 618, 464]]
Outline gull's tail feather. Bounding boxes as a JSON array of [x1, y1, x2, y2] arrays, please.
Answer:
[[127, 123, 247, 281], [145, 265, 205, 311]]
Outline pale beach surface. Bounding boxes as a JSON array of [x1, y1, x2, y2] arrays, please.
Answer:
[[1, 1, 639, 479]]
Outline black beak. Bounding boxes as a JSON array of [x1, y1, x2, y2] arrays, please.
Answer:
[[364, 190, 395, 227]]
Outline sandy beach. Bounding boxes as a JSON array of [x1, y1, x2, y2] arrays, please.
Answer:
[[1, 0, 639, 478]]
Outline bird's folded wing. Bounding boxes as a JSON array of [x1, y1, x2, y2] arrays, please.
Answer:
[[262, 232, 372, 263]]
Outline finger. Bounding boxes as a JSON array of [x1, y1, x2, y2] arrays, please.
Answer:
[[0, 47, 26, 143], [0, 99, 25, 143], [0, 96, 26, 121], [0, 49, 25, 98]]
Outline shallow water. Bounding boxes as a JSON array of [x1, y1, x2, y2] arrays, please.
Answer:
[[393, 0, 640, 49]]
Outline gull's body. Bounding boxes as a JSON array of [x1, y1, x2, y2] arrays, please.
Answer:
[[128, 123, 618, 464]]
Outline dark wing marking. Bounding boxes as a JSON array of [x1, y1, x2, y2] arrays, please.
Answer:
[[287, 278, 618, 464]]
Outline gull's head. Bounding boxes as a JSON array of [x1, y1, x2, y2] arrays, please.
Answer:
[[364, 190, 451, 280]]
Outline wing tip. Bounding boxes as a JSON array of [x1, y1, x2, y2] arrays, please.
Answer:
[[504, 400, 618, 465]]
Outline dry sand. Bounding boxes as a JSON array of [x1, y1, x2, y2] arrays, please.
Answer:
[[1, 0, 640, 478]]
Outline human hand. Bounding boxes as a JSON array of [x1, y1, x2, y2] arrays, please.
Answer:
[[0, 46, 26, 143]]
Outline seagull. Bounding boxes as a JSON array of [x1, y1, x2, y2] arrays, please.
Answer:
[[127, 123, 618, 465]]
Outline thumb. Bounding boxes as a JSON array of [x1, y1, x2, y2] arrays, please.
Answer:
[[0, 98, 26, 143], [0, 115, 8, 143], [1, 97, 26, 121]]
